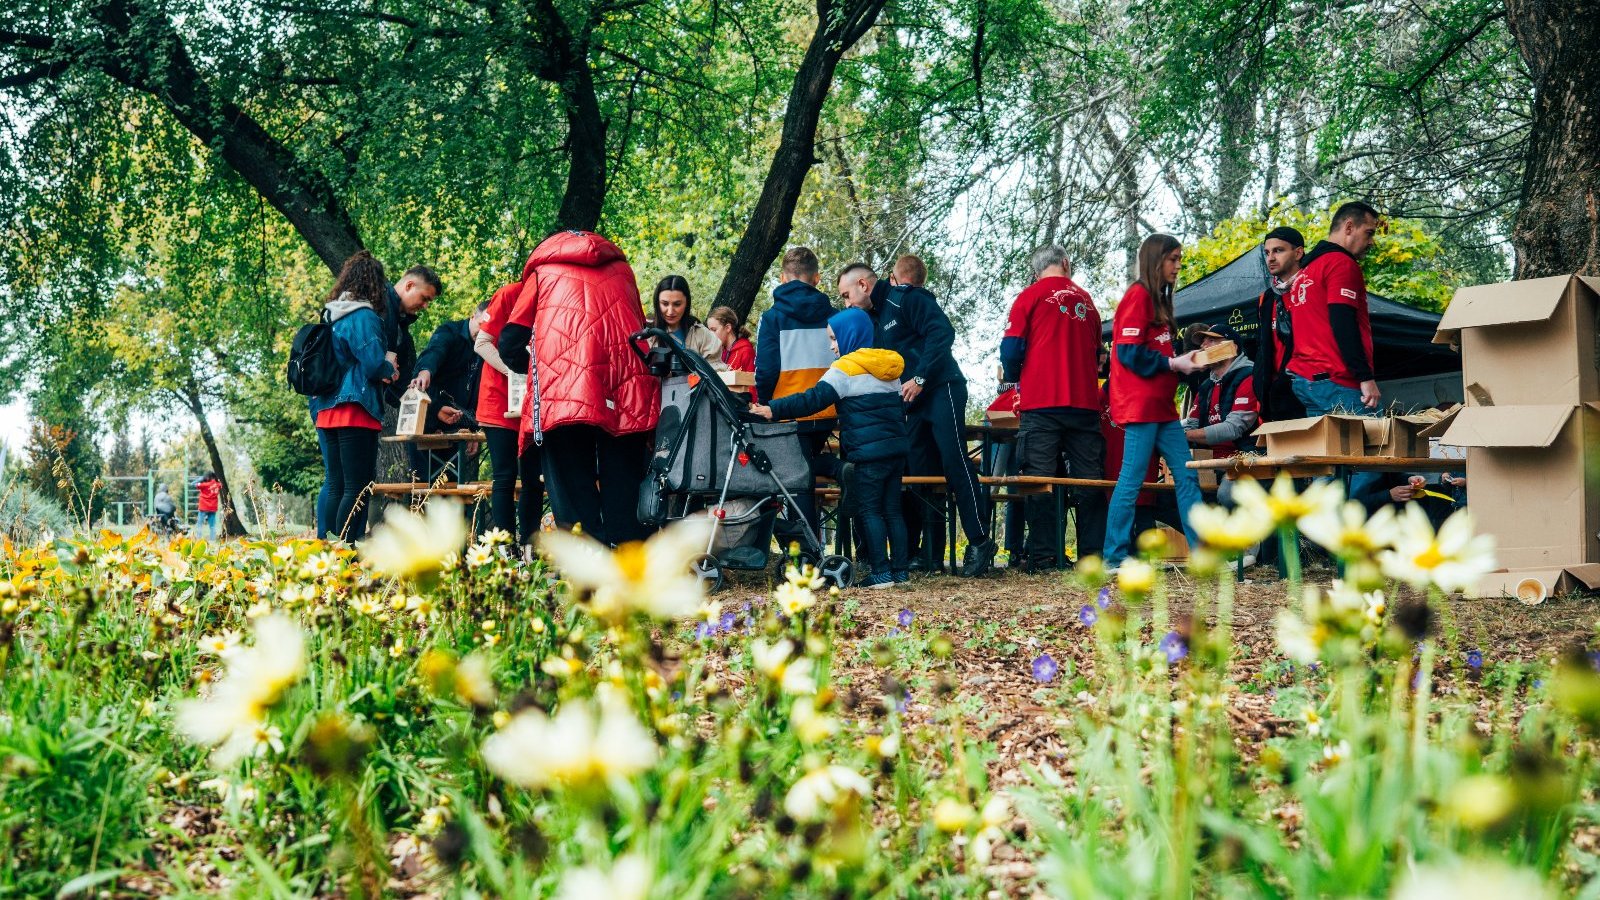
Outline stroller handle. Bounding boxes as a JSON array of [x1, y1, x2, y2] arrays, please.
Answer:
[[631, 327, 767, 424]]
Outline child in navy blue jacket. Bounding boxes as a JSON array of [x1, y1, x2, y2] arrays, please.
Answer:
[[752, 308, 909, 589]]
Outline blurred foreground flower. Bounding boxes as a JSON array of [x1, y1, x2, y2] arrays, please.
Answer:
[[176, 614, 306, 766], [481, 689, 657, 790], [1379, 505, 1495, 594], [555, 853, 651, 900], [1189, 502, 1274, 556], [362, 500, 468, 580], [784, 765, 872, 821], [972, 794, 1012, 865], [1234, 474, 1342, 526], [1117, 558, 1155, 596], [751, 638, 817, 695], [1299, 501, 1396, 560], [1392, 859, 1553, 900], [540, 519, 712, 623]]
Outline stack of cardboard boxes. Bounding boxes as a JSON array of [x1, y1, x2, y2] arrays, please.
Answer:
[[1434, 274, 1600, 598]]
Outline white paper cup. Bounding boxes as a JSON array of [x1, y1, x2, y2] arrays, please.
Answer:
[[1516, 577, 1547, 606]]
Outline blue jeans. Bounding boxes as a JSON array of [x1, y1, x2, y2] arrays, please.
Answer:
[[853, 457, 909, 579], [1289, 374, 1383, 501], [1103, 420, 1203, 569], [194, 510, 218, 540]]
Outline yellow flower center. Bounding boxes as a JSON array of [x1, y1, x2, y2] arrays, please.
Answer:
[[1413, 543, 1445, 571], [614, 541, 649, 583]]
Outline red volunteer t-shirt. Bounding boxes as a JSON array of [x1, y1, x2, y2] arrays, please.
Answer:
[[1186, 371, 1260, 454], [1108, 283, 1179, 424], [196, 479, 222, 512], [474, 281, 523, 430], [1284, 250, 1373, 388], [1002, 276, 1101, 411]]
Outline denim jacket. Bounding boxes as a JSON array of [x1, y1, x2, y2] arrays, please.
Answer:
[[307, 298, 390, 422]]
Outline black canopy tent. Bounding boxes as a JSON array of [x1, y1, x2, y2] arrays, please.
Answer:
[[1101, 246, 1462, 381]]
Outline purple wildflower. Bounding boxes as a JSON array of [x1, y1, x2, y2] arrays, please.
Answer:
[[898, 608, 915, 628], [694, 622, 714, 641], [1159, 630, 1188, 665], [1078, 604, 1098, 627], [1032, 653, 1059, 683], [1096, 585, 1113, 610], [1466, 649, 1483, 671], [719, 611, 737, 634], [897, 692, 911, 714]]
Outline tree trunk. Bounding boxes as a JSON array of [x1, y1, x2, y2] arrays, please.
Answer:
[[522, 0, 609, 233], [181, 379, 248, 537], [1505, 0, 1600, 277], [91, 0, 364, 274], [713, 0, 889, 322]]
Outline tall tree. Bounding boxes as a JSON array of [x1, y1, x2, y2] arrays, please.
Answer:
[[1504, 0, 1600, 276], [713, 0, 890, 321]]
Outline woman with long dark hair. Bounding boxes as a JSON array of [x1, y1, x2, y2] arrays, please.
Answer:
[[1103, 234, 1204, 570], [309, 250, 393, 541], [649, 275, 722, 367]]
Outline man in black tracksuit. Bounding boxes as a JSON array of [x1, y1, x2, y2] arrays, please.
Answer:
[[408, 306, 486, 484], [382, 266, 442, 408], [840, 256, 995, 577]]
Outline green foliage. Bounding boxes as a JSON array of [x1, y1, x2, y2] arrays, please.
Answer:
[[1180, 205, 1460, 311], [0, 480, 72, 543]]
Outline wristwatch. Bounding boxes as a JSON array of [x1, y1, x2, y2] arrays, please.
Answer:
[[913, 376, 926, 386]]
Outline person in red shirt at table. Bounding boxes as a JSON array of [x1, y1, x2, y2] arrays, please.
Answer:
[[1284, 201, 1381, 416], [475, 280, 543, 548], [705, 305, 757, 399], [1252, 226, 1308, 421], [193, 472, 222, 540], [999, 243, 1107, 571], [1103, 233, 1204, 571]]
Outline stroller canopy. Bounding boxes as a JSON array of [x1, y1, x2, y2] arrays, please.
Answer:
[[1100, 246, 1462, 380]]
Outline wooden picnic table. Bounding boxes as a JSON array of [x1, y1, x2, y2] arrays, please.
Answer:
[[380, 431, 486, 488]]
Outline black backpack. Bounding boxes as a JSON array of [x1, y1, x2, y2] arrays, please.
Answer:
[[286, 311, 340, 396]]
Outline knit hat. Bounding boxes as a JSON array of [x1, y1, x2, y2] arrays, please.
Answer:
[[1263, 226, 1305, 248]]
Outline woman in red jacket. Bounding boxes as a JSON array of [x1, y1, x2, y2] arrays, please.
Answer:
[[706, 306, 756, 399], [475, 281, 542, 546], [496, 231, 659, 546], [1103, 234, 1204, 570]]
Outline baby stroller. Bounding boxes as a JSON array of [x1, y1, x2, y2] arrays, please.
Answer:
[[632, 328, 853, 592]]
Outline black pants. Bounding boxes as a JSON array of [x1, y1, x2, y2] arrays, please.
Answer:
[[854, 457, 909, 578], [906, 381, 989, 560], [986, 439, 1025, 558], [319, 427, 379, 541], [541, 425, 649, 546], [485, 426, 543, 545], [1018, 409, 1107, 566]]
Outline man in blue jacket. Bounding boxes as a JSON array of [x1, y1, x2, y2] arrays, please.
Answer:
[[840, 255, 995, 577]]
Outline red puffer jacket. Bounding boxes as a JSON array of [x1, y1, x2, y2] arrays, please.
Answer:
[[503, 231, 659, 451]]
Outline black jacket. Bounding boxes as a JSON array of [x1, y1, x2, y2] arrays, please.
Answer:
[[415, 319, 482, 430], [383, 284, 420, 408], [867, 281, 963, 396]]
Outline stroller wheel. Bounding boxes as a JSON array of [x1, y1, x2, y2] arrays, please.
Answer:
[[817, 554, 853, 589], [690, 553, 725, 594]]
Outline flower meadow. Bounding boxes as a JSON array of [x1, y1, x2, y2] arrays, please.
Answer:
[[2, 476, 1600, 897]]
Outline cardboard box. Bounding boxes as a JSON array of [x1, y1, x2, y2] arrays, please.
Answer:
[[1471, 565, 1600, 601], [1191, 340, 1237, 367], [1434, 275, 1600, 407], [1440, 403, 1600, 572], [1154, 525, 1189, 560], [984, 408, 1019, 426], [1188, 448, 1220, 490], [718, 369, 755, 388], [1361, 413, 1441, 458], [1250, 414, 1368, 457]]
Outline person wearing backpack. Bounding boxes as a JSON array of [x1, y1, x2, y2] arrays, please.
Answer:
[[308, 251, 395, 541]]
